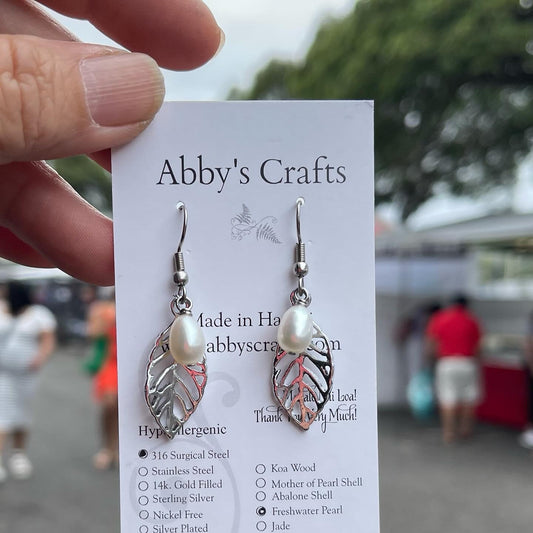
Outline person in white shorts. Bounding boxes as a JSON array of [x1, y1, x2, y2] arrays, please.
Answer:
[[0, 283, 56, 482], [425, 295, 482, 443]]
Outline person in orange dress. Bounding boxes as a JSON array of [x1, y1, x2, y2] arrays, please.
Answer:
[[86, 294, 117, 469], [92, 322, 118, 469]]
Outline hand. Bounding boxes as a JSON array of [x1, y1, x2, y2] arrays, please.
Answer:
[[29, 329, 56, 371], [28, 354, 46, 372], [0, 0, 223, 286]]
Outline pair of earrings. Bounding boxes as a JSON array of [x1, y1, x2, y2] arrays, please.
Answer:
[[145, 199, 334, 439]]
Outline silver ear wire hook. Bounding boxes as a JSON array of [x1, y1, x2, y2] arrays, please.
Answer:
[[176, 201, 188, 255], [293, 197, 309, 303], [296, 197, 304, 246], [173, 202, 190, 306]]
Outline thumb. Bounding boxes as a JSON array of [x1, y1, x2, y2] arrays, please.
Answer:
[[0, 35, 165, 164]]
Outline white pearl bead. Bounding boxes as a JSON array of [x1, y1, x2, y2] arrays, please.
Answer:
[[277, 304, 313, 354], [169, 314, 205, 365]]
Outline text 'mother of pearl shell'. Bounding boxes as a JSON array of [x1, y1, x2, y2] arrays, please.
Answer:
[[169, 314, 205, 365], [277, 304, 313, 354]]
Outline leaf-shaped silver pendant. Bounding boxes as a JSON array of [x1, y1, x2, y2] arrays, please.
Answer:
[[272, 322, 333, 430], [145, 323, 207, 439]]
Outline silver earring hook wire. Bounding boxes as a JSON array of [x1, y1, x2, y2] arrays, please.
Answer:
[[296, 197, 304, 244], [176, 202, 188, 253], [173, 202, 191, 311], [292, 197, 310, 306]]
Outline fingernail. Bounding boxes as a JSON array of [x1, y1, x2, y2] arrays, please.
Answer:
[[80, 53, 165, 127], [214, 28, 225, 58]]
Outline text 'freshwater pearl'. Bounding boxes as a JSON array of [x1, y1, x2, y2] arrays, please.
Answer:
[[277, 304, 313, 354], [169, 314, 205, 365]]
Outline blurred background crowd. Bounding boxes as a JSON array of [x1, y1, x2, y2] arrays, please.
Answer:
[[0, 279, 118, 483]]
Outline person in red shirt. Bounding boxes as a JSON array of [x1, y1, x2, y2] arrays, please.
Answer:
[[425, 295, 482, 443]]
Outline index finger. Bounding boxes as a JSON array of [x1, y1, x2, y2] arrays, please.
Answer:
[[38, 0, 223, 70]]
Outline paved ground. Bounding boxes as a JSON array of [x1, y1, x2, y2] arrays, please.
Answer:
[[0, 344, 119, 533], [0, 345, 532, 533], [379, 411, 532, 533]]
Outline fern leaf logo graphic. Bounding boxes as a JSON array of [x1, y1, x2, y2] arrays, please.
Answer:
[[231, 204, 281, 244]]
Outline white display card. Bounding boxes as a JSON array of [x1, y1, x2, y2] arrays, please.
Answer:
[[112, 101, 378, 533]]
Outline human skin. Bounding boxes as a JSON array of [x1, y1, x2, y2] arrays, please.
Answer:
[[0, 0, 224, 286]]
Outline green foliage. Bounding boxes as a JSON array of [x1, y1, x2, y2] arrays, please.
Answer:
[[237, 0, 533, 219], [50, 156, 112, 215], [229, 60, 294, 100]]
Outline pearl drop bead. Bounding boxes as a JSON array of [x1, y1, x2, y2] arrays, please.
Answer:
[[169, 314, 205, 365], [277, 304, 313, 354]]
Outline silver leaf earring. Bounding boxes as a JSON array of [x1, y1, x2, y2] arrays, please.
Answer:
[[145, 202, 207, 439], [273, 197, 334, 430]]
